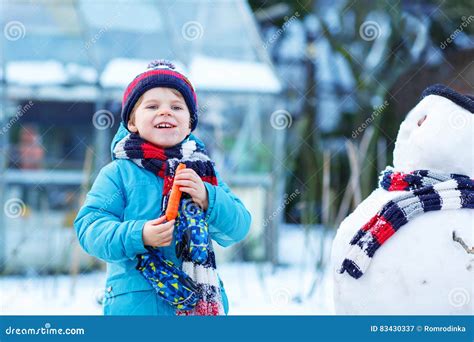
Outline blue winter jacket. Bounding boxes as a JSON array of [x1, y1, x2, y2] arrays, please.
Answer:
[[74, 123, 251, 315]]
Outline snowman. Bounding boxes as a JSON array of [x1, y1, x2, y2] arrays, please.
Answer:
[[331, 84, 474, 315]]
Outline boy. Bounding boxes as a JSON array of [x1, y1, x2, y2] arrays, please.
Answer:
[[74, 60, 251, 315]]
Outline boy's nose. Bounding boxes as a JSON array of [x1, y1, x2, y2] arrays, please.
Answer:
[[157, 107, 172, 116]]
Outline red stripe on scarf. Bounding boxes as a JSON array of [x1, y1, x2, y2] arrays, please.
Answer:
[[202, 176, 218, 186], [370, 216, 396, 244], [177, 300, 220, 316], [388, 172, 410, 191], [361, 214, 396, 244], [163, 175, 174, 195], [361, 215, 380, 232], [142, 142, 167, 159]]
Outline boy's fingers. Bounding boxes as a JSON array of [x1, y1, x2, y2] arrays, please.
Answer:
[[151, 218, 174, 227], [164, 220, 176, 228], [179, 187, 196, 194], [174, 175, 196, 183], [162, 236, 173, 244], [162, 232, 173, 240], [158, 239, 172, 246], [149, 216, 167, 225], [174, 180, 195, 187], [175, 170, 198, 180], [154, 232, 172, 244], [156, 224, 174, 237], [157, 232, 173, 243]]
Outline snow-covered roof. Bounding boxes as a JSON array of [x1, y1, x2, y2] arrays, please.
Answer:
[[5, 61, 98, 86], [6, 61, 67, 86], [189, 55, 281, 94]]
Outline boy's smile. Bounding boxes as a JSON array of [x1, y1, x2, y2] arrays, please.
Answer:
[[155, 122, 176, 129], [127, 87, 192, 148]]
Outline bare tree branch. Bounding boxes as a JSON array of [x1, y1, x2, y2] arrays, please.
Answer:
[[452, 231, 474, 254]]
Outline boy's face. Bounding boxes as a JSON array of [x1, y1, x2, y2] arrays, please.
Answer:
[[127, 87, 192, 148]]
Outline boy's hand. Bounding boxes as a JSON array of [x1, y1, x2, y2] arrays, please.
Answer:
[[142, 216, 175, 248], [174, 168, 209, 210]]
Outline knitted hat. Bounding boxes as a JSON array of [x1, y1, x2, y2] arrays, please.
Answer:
[[121, 60, 198, 131]]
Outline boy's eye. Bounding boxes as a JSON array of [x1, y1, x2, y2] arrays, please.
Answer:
[[172, 106, 183, 110], [146, 105, 158, 110]]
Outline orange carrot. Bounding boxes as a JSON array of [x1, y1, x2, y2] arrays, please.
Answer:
[[165, 163, 186, 221]]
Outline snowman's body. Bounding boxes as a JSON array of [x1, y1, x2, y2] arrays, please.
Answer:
[[332, 85, 474, 314]]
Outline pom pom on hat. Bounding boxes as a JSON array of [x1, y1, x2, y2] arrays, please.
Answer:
[[147, 60, 176, 70]]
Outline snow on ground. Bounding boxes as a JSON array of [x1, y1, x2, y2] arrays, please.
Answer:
[[220, 262, 334, 315], [0, 227, 335, 315], [0, 271, 105, 315]]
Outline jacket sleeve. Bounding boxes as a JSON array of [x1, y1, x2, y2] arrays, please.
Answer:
[[204, 170, 252, 247], [73, 162, 148, 263]]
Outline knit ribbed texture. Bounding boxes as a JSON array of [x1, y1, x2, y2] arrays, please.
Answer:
[[121, 60, 199, 131], [339, 167, 474, 279]]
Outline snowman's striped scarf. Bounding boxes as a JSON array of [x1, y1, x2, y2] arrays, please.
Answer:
[[339, 168, 474, 279]]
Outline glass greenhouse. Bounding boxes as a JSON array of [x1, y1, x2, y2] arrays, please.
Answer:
[[0, 0, 283, 272]]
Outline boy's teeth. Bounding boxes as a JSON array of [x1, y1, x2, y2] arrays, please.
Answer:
[[156, 123, 173, 128]]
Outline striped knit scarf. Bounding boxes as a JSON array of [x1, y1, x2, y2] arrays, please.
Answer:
[[113, 133, 225, 315], [339, 167, 474, 279]]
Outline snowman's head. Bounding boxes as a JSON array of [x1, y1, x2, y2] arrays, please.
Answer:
[[393, 84, 474, 177]]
